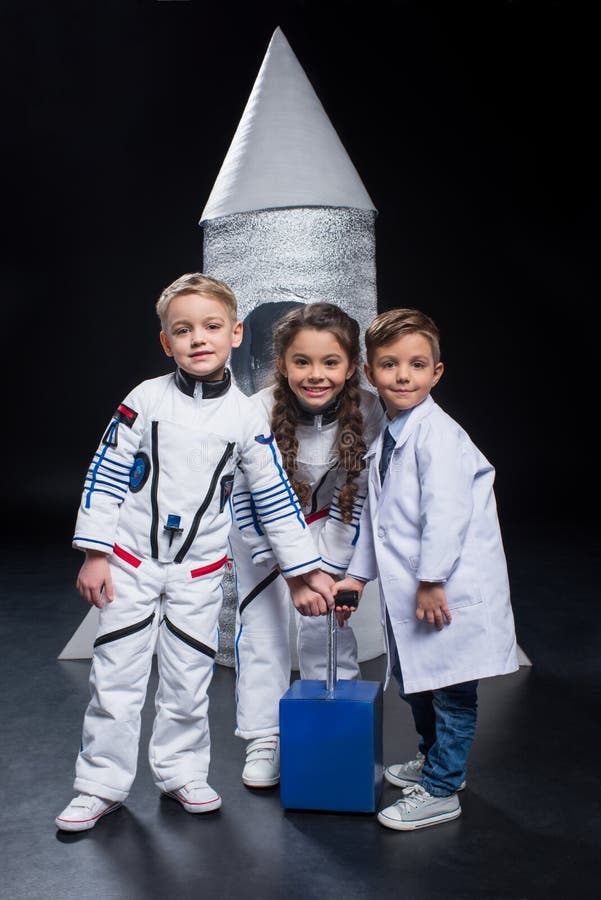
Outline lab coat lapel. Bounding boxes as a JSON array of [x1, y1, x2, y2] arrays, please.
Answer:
[[364, 432, 383, 501], [377, 397, 436, 498]]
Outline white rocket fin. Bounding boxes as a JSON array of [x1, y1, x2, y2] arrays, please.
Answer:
[[200, 27, 376, 221]]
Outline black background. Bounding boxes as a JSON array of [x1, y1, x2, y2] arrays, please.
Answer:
[[2, 0, 597, 541]]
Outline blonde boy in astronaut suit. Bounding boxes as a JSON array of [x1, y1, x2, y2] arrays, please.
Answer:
[[55, 273, 334, 832]]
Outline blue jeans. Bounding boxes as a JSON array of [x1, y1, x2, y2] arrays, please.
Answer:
[[391, 642, 478, 797]]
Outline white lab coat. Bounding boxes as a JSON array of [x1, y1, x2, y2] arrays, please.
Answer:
[[348, 395, 518, 694]]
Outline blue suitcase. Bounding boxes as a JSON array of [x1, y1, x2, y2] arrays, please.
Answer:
[[280, 608, 383, 812]]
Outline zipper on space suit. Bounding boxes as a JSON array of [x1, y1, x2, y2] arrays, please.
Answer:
[[173, 442, 236, 564], [309, 470, 330, 516], [94, 612, 155, 647], [162, 615, 216, 658]]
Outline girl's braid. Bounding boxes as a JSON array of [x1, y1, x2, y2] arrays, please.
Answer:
[[271, 370, 312, 508], [335, 369, 366, 523]]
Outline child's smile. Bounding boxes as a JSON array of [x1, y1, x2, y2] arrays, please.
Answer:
[[277, 327, 356, 411], [160, 293, 242, 381], [365, 332, 443, 418]]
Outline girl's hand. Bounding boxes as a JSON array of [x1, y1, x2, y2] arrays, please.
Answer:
[[300, 569, 336, 610], [415, 581, 452, 628], [76, 550, 114, 609], [286, 575, 330, 616]]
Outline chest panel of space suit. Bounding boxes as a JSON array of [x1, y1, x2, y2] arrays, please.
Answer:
[[293, 422, 339, 515], [118, 417, 238, 564]]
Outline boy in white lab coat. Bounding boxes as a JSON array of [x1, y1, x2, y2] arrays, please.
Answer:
[[334, 308, 518, 831]]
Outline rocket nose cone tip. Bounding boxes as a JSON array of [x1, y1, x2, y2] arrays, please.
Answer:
[[199, 24, 376, 221]]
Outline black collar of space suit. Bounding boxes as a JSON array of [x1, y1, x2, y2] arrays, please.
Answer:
[[175, 367, 232, 398], [293, 394, 342, 426]]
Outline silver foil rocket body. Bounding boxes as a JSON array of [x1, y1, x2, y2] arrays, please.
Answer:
[[203, 206, 377, 395]]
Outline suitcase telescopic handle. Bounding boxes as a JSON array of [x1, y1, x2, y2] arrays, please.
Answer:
[[326, 590, 360, 695], [326, 609, 337, 695]]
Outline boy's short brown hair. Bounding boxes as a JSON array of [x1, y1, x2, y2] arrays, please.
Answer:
[[156, 273, 238, 329], [365, 308, 441, 365]]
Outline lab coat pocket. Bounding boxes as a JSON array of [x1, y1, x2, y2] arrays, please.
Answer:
[[445, 561, 483, 612], [445, 587, 483, 611], [380, 574, 416, 624]]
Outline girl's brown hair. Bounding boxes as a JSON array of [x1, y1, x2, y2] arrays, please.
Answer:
[[271, 303, 366, 524]]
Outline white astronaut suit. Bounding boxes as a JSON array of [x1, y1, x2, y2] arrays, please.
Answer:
[[230, 384, 385, 739], [72, 368, 322, 803]]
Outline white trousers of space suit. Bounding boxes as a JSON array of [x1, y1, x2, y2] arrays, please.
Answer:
[[73, 552, 225, 802], [231, 519, 360, 740]]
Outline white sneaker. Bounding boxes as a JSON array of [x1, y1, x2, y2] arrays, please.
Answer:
[[385, 752, 466, 791], [242, 735, 280, 788], [378, 784, 461, 831], [163, 781, 222, 813], [55, 794, 122, 832]]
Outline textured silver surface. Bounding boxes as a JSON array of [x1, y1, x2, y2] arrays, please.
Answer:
[[205, 206, 377, 385], [205, 206, 377, 667]]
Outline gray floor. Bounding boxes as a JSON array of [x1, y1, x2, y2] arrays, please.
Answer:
[[1, 526, 599, 900]]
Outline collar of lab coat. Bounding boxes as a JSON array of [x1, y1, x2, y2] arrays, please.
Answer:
[[365, 395, 436, 462]]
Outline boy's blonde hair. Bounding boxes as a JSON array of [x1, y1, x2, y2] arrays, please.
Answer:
[[156, 273, 238, 328], [365, 308, 441, 365]]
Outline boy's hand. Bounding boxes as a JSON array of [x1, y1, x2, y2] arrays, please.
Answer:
[[415, 581, 452, 628], [285, 570, 335, 616], [332, 576, 366, 625], [76, 550, 114, 609]]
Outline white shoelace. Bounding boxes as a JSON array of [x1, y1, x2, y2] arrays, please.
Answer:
[[397, 784, 432, 809]]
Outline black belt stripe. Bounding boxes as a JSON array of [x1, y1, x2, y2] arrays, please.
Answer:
[[239, 567, 280, 616], [163, 615, 216, 659], [94, 612, 155, 648], [174, 442, 235, 564], [150, 421, 160, 559]]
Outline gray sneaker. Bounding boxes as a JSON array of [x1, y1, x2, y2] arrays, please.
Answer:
[[384, 752, 466, 791], [384, 751, 425, 787], [377, 784, 461, 831]]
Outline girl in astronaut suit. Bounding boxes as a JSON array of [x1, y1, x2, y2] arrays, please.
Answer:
[[230, 303, 385, 788]]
